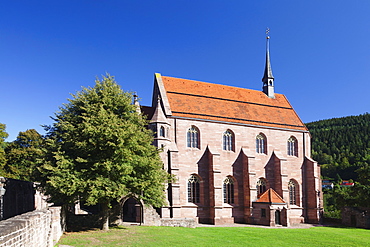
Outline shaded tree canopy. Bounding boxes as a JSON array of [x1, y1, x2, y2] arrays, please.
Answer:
[[4, 129, 43, 181], [0, 123, 8, 177], [40, 74, 171, 229]]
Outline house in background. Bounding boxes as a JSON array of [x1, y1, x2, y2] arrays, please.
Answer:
[[138, 35, 322, 226], [322, 180, 334, 189]]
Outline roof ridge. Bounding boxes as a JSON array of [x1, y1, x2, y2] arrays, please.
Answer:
[[167, 91, 292, 110], [162, 75, 283, 95]]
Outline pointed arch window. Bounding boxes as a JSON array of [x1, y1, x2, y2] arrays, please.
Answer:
[[288, 179, 299, 205], [256, 133, 267, 154], [257, 178, 267, 196], [223, 177, 235, 204], [287, 136, 298, 156], [188, 175, 200, 203], [187, 126, 199, 148], [223, 130, 234, 151], [159, 126, 165, 137]]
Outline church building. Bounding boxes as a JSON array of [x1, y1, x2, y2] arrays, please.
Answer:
[[141, 35, 322, 226]]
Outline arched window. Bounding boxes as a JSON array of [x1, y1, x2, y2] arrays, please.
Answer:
[[223, 130, 234, 151], [188, 175, 200, 203], [288, 179, 299, 205], [223, 177, 235, 204], [287, 136, 298, 156], [256, 133, 267, 154], [159, 126, 165, 137], [257, 178, 267, 196], [187, 126, 199, 148]]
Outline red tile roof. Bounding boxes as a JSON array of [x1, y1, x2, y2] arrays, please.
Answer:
[[255, 188, 286, 204], [160, 75, 307, 131]]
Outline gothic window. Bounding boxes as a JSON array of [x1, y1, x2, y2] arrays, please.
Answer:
[[257, 178, 267, 196], [223, 130, 234, 151], [187, 126, 199, 148], [188, 175, 200, 203], [223, 177, 235, 204], [256, 133, 267, 154], [288, 180, 298, 205], [287, 136, 298, 156], [159, 126, 165, 137]]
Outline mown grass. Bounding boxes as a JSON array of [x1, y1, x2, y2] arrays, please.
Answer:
[[56, 225, 370, 247]]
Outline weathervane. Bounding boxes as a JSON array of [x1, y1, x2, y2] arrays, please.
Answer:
[[266, 27, 270, 39]]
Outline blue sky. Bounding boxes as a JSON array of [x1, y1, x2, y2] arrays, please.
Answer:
[[1, 1, 370, 141]]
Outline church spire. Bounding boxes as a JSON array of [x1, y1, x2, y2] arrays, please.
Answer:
[[262, 28, 275, 99]]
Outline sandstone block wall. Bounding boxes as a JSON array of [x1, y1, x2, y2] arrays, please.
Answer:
[[0, 207, 63, 247]]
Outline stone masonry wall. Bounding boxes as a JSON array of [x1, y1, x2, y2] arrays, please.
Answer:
[[0, 207, 63, 247]]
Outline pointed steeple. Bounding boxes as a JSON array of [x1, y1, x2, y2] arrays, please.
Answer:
[[262, 28, 275, 99], [133, 93, 141, 114], [150, 96, 169, 125]]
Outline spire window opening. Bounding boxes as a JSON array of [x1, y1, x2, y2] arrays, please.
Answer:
[[159, 126, 165, 137]]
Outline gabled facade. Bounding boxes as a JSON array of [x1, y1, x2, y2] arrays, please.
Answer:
[[143, 38, 322, 226]]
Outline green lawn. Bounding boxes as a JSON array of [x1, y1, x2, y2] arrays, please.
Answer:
[[56, 225, 370, 247]]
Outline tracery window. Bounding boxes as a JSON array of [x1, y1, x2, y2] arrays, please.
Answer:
[[188, 175, 200, 203], [187, 126, 199, 148], [256, 133, 267, 154], [288, 180, 298, 205], [257, 178, 267, 196], [223, 130, 234, 151], [223, 177, 235, 204], [287, 136, 298, 156]]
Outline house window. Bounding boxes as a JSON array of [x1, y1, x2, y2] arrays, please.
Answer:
[[287, 136, 298, 156], [223, 177, 235, 204], [257, 178, 267, 196], [187, 126, 199, 148], [223, 130, 234, 151], [188, 175, 200, 203], [256, 134, 267, 154], [288, 180, 298, 205], [159, 126, 165, 137]]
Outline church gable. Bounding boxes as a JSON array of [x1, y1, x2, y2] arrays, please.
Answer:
[[155, 74, 307, 131]]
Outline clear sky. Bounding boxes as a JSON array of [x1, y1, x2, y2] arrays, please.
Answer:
[[1, 1, 370, 141]]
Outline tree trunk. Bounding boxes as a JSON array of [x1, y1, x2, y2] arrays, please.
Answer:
[[101, 202, 110, 230]]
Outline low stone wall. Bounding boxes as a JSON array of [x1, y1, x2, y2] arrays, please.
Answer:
[[0, 207, 63, 247], [342, 207, 370, 229], [160, 218, 196, 228]]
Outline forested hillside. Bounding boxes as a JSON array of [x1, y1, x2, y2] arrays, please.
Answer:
[[306, 113, 370, 217], [306, 113, 370, 181]]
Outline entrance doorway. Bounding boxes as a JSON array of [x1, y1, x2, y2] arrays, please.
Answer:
[[275, 210, 281, 225], [122, 197, 142, 223]]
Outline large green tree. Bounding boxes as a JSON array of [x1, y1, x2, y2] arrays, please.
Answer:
[[0, 123, 8, 177], [4, 129, 43, 181], [40, 75, 170, 230]]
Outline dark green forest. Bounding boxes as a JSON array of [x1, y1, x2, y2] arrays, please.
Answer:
[[306, 113, 370, 181], [306, 113, 370, 217]]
